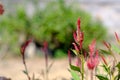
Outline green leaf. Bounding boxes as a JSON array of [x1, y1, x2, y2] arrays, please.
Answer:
[[100, 49, 111, 55], [96, 75, 109, 80], [115, 74, 120, 80], [111, 45, 120, 54], [116, 62, 120, 70], [70, 69, 80, 80], [102, 64, 110, 74], [70, 64, 81, 73], [22, 70, 28, 75], [115, 62, 120, 80], [71, 49, 78, 56]]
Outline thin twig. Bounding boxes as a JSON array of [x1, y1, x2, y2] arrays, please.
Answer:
[[23, 56, 31, 80]]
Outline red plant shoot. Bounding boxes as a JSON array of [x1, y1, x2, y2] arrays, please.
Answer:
[[87, 40, 99, 80], [0, 3, 4, 15], [42, 41, 49, 80], [115, 32, 120, 44], [100, 55, 108, 66], [73, 18, 84, 50], [72, 43, 79, 53], [77, 18, 81, 42], [20, 39, 32, 57], [103, 41, 111, 49], [87, 52, 99, 70], [77, 17, 81, 29], [43, 41, 48, 66], [89, 39, 96, 56], [73, 32, 77, 43], [20, 39, 32, 80], [68, 50, 71, 64], [87, 40, 99, 70]]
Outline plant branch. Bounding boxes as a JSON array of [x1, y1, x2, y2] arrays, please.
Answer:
[[23, 56, 31, 80]]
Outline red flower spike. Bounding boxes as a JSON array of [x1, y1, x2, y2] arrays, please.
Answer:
[[79, 32, 84, 49], [73, 18, 84, 50], [0, 4, 4, 15], [20, 39, 32, 56], [73, 31, 77, 43], [103, 41, 111, 49], [76, 18, 81, 42], [68, 50, 71, 64], [115, 32, 120, 43], [72, 43, 79, 53], [89, 39, 96, 55], [80, 32, 84, 41], [77, 18, 81, 30], [87, 40, 99, 70], [77, 28, 80, 43], [101, 55, 108, 65], [43, 41, 48, 52], [94, 50, 99, 66], [87, 52, 99, 70], [87, 56, 96, 70]]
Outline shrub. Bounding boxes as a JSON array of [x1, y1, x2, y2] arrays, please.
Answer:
[[0, 0, 107, 57], [30, 0, 107, 56]]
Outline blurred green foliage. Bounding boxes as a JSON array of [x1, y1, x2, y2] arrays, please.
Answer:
[[0, 0, 107, 57]]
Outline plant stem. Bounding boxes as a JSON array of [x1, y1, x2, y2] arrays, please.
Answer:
[[23, 56, 31, 80], [45, 61, 48, 80], [45, 53, 48, 80], [81, 55, 84, 80], [91, 70, 93, 80], [81, 72, 84, 80], [95, 68, 97, 80], [109, 71, 111, 80]]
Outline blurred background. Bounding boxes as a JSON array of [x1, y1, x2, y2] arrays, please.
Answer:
[[0, 0, 120, 80]]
